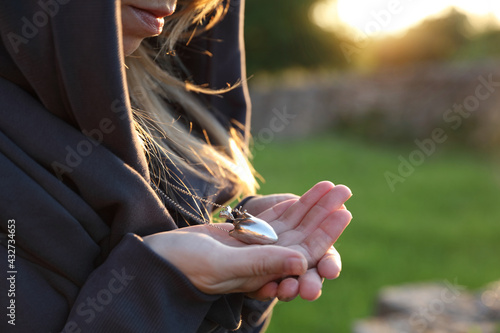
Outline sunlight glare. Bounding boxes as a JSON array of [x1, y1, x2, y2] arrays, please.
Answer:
[[311, 0, 500, 37]]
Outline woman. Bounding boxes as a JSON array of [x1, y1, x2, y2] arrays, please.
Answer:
[[0, 0, 352, 332]]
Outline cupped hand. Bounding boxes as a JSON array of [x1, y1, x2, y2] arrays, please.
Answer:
[[238, 187, 348, 301], [144, 181, 352, 300], [247, 245, 342, 302], [143, 228, 308, 295], [247, 181, 352, 301]]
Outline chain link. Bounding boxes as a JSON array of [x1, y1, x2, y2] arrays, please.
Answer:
[[159, 180, 225, 209], [149, 181, 230, 233]]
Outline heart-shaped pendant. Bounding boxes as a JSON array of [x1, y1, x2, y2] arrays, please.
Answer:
[[229, 212, 278, 245], [151, 181, 279, 245]]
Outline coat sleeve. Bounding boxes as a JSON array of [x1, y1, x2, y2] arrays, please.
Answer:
[[62, 234, 276, 333], [1, 228, 274, 333], [0, 115, 272, 333], [61, 233, 221, 332]]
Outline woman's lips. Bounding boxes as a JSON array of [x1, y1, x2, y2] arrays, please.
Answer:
[[129, 6, 172, 36]]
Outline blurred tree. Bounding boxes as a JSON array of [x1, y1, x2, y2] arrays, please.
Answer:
[[453, 29, 500, 62], [369, 9, 471, 67], [244, 0, 347, 73]]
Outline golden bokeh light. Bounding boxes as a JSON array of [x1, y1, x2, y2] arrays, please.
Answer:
[[311, 0, 500, 37]]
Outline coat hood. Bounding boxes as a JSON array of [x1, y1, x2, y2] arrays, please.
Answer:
[[0, 0, 146, 175], [0, 0, 176, 257]]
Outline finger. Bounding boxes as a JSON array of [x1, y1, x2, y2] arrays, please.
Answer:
[[277, 277, 300, 302], [272, 181, 336, 233], [298, 268, 323, 301], [295, 185, 352, 236], [246, 282, 278, 301], [243, 194, 299, 216], [294, 209, 352, 266], [225, 246, 308, 279], [317, 246, 342, 280], [256, 198, 298, 232], [274, 187, 351, 247]]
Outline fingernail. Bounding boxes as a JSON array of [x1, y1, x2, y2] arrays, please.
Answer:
[[286, 257, 307, 274], [280, 296, 296, 302]]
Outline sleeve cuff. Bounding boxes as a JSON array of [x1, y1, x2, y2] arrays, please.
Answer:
[[65, 233, 220, 332]]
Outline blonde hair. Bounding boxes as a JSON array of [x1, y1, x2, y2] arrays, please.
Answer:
[[124, 0, 257, 204]]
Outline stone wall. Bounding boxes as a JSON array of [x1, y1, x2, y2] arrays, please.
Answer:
[[249, 61, 500, 149], [352, 281, 500, 333]]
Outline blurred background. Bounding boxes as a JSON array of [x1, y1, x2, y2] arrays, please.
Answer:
[[242, 0, 500, 332]]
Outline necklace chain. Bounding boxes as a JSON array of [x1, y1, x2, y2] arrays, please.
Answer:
[[150, 181, 279, 245], [149, 181, 230, 232], [156, 180, 225, 209]]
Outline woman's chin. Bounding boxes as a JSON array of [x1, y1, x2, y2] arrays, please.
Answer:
[[123, 37, 142, 56]]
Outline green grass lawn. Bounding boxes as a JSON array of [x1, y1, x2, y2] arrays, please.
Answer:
[[251, 134, 500, 333]]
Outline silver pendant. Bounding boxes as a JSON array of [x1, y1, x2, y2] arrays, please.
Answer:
[[220, 207, 278, 245]]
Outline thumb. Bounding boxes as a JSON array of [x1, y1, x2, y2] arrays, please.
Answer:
[[226, 246, 308, 279]]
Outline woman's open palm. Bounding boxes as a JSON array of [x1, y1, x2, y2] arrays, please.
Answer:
[[144, 181, 352, 301]]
